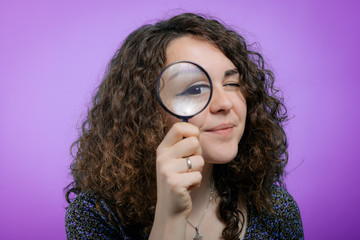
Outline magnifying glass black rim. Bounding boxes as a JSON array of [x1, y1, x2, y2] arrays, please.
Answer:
[[156, 60, 213, 121]]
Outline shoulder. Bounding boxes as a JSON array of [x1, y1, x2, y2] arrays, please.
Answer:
[[245, 185, 304, 239], [270, 185, 302, 218], [270, 185, 304, 238], [65, 192, 128, 239]]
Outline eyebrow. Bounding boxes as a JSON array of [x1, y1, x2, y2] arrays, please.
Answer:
[[168, 65, 203, 81], [224, 69, 239, 77], [168, 71, 180, 81]]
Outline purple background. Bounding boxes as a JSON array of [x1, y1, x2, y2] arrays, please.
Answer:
[[1, 0, 359, 239]]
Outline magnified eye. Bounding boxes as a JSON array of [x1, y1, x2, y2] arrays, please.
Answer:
[[177, 84, 210, 96]]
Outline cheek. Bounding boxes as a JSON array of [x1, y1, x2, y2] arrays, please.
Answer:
[[187, 110, 207, 129], [235, 94, 247, 119]]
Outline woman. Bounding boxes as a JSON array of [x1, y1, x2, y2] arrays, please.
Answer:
[[65, 13, 304, 239]]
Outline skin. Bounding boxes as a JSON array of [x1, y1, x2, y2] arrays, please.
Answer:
[[149, 35, 247, 240]]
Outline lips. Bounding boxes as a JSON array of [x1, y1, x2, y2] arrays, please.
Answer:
[[205, 123, 236, 137], [207, 123, 235, 131]]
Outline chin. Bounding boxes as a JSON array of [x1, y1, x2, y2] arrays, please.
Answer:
[[200, 137, 240, 164], [202, 148, 238, 164]]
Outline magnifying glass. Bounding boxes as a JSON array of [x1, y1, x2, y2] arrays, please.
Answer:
[[156, 61, 213, 122]]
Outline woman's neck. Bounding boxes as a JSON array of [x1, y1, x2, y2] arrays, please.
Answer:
[[190, 163, 214, 210]]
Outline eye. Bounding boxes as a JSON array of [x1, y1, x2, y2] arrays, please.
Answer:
[[224, 82, 241, 89], [177, 84, 210, 96]]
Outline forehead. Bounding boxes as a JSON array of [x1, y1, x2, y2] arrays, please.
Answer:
[[165, 35, 236, 79], [166, 36, 216, 61]]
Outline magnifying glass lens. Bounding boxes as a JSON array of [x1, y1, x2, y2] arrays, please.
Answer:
[[157, 61, 212, 121]]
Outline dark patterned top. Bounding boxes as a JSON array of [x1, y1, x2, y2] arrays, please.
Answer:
[[65, 185, 304, 239]]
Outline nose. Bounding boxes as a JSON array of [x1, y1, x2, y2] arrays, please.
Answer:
[[209, 86, 233, 113]]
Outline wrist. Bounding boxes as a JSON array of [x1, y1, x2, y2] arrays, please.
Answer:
[[149, 211, 187, 240]]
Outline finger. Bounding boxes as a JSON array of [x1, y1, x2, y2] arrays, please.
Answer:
[[170, 136, 202, 158], [182, 156, 204, 173], [181, 171, 202, 190], [161, 155, 204, 173], [170, 171, 202, 191], [159, 122, 199, 149]]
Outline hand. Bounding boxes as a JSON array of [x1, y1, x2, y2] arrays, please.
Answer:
[[155, 122, 204, 217]]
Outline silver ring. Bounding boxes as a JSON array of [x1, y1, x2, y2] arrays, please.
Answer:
[[186, 157, 192, 172]]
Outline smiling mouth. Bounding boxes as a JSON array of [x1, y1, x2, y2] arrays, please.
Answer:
[[205, 124, 235, 137]]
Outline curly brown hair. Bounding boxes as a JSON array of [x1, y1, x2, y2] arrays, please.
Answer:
[[66, 13, 288, 239]]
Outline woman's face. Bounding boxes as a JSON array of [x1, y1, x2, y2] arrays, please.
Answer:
[[164, 35, 247, 164]]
